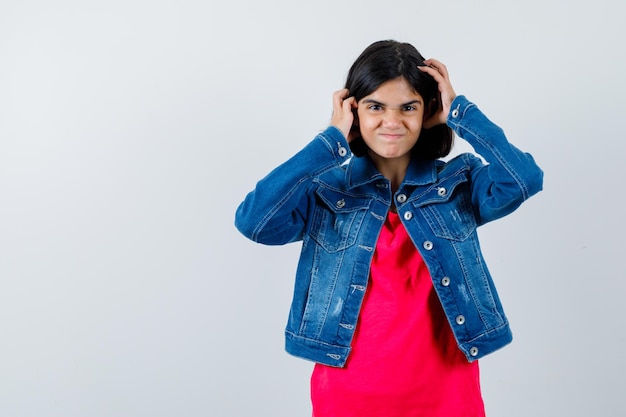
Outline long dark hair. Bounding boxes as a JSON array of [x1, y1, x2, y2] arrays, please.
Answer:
[[346, 40, 453, 159]]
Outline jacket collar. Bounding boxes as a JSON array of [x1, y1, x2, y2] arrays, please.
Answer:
[[346, 154, 438, 189]]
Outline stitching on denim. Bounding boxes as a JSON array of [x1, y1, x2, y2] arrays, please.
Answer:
[[250, 139, 342, 241], [448, 102, 530, 201]]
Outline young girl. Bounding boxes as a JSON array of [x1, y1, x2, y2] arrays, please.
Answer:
[[235, 40, 543, 416]]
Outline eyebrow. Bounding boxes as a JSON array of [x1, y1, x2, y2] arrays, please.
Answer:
[[361, 99, 423, 107]]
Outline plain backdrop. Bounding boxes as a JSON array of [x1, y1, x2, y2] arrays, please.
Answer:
[[1, 0, 625, 416]]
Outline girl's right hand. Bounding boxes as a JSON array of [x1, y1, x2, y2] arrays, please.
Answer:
[[330, 89, 357, 142]]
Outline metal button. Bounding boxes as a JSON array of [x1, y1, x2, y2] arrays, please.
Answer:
[[441, 276, 450, 287], [451, 108, 459, 118], [396, 194, 407, 203], [338, 146, 348, 157], [336, 199, 346, 208], [455, 315, 465, 325], [403, 211, 413, 221], [437, 187, 447, 197], [470, 347, 479, 357], [423, 241, 433, 250]]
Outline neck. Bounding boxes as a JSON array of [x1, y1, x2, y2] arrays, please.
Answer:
[[368, 152, 410, 193]]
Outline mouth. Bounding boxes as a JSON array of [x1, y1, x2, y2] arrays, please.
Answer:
[[379, 133, 404, 140]]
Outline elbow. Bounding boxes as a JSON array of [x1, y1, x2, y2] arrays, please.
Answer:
[[234, 203, 258, 242], [524, 163, 544, 199]]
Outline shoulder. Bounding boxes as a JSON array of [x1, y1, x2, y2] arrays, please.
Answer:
[[436, 152, 484, 176]]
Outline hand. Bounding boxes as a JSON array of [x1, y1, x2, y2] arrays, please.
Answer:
[[418, 59, 457, 129], [330, 88, 358, 142]]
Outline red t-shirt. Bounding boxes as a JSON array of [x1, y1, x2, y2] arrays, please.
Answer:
[[310, 211, 485, 417]]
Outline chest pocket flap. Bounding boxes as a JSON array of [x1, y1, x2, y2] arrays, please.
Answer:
[[310, 187, 371, 252], [412, 172, 476, 241]]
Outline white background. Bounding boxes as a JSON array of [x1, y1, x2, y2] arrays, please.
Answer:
[[1, 0, 625, 416]]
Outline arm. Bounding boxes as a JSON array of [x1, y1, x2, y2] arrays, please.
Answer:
[[420, 60, 543, 224], [234, 126, 351, 245], [447, 96, 544, 224]]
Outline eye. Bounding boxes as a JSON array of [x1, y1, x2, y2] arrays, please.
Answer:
[[402, 105, 417, 112], [367, 104, 383, 111]]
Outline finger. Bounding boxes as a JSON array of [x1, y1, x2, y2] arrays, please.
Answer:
[[332, 89, 350, 111], [419, 63, 454, 100], [343, 96, 356, 110], [418, 65, 445, 84], [422, 59, 450, 80], [423, 58, 447, 73], [330, 90, 356, 140], [333, 88, 350, 101]]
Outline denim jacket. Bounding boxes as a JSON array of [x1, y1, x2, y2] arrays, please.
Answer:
[[235, 95, 543, 367]]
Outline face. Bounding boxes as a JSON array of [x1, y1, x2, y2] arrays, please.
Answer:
[[356, 77, 424, 165]]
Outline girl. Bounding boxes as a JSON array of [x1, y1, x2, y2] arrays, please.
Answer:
[[235, 40, 543, 416]]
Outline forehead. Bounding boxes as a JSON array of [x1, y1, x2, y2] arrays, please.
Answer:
[[361, 77, 423, 103]]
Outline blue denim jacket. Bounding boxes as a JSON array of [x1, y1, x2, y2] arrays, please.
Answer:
[[235, 96, 543, 367]]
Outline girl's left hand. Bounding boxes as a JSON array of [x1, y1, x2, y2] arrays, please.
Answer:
[[419, 59, 457, 129]]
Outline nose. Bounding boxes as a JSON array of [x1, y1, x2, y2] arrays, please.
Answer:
[[382, 109, 401, 129]]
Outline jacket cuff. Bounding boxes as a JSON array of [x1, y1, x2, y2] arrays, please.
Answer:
[[317, 126, 352, 164], [446, 95, 473, 127]]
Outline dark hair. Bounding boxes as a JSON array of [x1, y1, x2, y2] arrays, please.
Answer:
[[345, 40, 453, 159]]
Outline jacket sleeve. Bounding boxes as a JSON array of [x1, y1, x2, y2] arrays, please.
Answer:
[[234, 126, 351, 245], [446, 95, 544, 225]]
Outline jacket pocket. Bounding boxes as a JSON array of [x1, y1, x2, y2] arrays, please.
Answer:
[[413, 175, 476, 241], [309, 187, 370, 252]]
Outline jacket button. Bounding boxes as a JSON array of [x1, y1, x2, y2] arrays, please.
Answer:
[[396, 194, 407, 203], [338, 146, 348, 157], [437, 187, 447, 197], [423, 241, 433, 250], [470, 347, 479, 357], [336, 199, 346, 208], [451, 108, 459, 118], [441, 276, 450, 286], [455, 315, 465, 325], [403, 211, 413, 221]]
